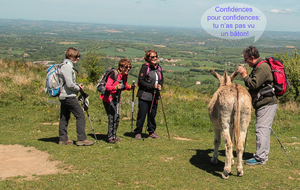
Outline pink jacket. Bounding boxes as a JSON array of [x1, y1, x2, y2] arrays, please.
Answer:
[[99, 69, 131, 103]]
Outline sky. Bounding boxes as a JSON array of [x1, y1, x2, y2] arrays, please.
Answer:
[[0, 0, 299, 32]]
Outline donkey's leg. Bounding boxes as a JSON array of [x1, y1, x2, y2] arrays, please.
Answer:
[[229, 124, 234, 165], [221, 124, 233, 179], [211, 126, 221, 164], [237, 113, 251, 177]]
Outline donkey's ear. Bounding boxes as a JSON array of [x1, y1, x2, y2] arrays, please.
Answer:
[[230, 68, 239, 81], [209, 69, 222, 81]]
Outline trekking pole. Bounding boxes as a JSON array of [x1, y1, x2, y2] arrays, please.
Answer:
[[159, 92, 170, 140], [79, 89, 98, 144], [271, 128, 293, 164], [131, 80, 135, 140], [116, 89, 121, 123], [86, 109, 99, 144], [150, 89, 156, 113], [243, 131, 248, 160]]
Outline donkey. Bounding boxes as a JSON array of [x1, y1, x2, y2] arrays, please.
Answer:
[[208, 69, 252, 179]]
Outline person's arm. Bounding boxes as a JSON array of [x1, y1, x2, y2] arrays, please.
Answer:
[[60, 64, 80, 92], [105, 72, 120, 95], [159, 67, 164, 87], [244, 64, 269, 90], [123, 75, 131, 91]]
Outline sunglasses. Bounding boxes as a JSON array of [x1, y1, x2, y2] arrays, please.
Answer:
[[124, 65, 132, 70], [150, 55, 158, 59]]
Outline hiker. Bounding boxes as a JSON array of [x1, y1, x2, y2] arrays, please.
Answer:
[[238, 45, 278, 165], [134, 50, 164, 140], [58, 47, 94, 146], [100, 58, 134, 144]]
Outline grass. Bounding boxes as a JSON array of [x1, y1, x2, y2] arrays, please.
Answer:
[[0, 60, 299, 189]]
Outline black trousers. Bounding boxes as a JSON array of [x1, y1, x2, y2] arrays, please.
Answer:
[[134, 98, 158, 134], [103, 100, 120, 140], [59, 97, 87, 141]]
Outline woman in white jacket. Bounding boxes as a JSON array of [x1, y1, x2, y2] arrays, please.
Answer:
[[58, 47, 94, 146]]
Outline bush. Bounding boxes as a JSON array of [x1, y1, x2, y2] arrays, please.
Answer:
[[275, 49, 300, 103], [80, 49, 104, 83]]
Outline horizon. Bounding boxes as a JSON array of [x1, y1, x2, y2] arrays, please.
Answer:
[[1, 18, 300, 34], [0, 0, 300, 33]]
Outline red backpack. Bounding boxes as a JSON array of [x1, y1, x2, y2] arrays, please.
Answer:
[[257, 57, 290, 96]]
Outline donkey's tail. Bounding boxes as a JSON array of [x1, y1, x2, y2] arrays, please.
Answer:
[[234, 83, 241, 152]]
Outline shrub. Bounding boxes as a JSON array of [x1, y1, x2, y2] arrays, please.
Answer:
[[275, 49, 300, 103]]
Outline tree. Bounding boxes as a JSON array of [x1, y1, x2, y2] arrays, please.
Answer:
[[276, 49, 300, 103], [81, 49, 104, 83]]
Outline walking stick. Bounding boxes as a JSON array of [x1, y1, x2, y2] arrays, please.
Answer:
[[159, 92, 170, 140], [148, 88, 157, 137], [116, 89, 121, 124], [150, 90, 156, 113], [86, 109, 98, 144], [79, 90, 98, 144], [243, 131, 248, 160], [131, 80, 135, 140], [271, 128, 293, 164]]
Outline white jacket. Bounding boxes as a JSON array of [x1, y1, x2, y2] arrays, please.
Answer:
[[59, 59, 80, 100]]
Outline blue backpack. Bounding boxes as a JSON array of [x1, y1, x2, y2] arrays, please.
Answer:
[[45, 63, 64, 97]]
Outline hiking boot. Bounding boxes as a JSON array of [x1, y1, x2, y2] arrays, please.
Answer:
[[108, 138, 116, 144], [148, 133, 162, 139], [135, 133, 142, 140], [58, 139, 73, 145], [244, 158, 266, 165], [76, 140, 95, 146], [114, 137, 122, 142]]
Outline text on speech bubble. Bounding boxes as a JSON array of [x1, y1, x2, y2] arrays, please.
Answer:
[[201, 3, 266, 42]]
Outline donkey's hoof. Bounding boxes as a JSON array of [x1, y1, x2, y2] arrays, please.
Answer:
[[210, 157, 218, 165], [231, 159, 234, 165], [238, 170, 244, 177], [221, 171, 229, 179]]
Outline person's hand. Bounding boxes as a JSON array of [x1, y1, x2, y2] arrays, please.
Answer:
[[154, 84, 161, 91], [116, 83, 122, 90], [157, 84, 161, 91], [238, 66, 248, 78], [78, 84, 84, 91], [131, 83, 136, 90]]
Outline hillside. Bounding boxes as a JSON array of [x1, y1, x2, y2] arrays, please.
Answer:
[[0, 59, 299, 188]]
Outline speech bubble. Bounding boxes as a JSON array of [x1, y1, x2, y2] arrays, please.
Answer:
[[201, 3, 266, 43]]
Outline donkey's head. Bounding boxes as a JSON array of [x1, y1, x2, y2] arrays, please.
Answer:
[[209, 69, 239, 87]]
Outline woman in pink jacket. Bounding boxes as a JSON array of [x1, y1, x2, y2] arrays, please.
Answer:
[[100, 58, 133, 144]]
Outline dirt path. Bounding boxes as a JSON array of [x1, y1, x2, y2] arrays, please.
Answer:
[[0, 144, 68, 180]]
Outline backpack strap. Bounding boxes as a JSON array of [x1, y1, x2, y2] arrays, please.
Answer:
[[145, 63, 162, 80], [254, 59, 275, 99], [145, 62, 150, 76]]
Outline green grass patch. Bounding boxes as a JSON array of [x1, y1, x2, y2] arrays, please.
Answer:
[[0, 60, 299, 189]]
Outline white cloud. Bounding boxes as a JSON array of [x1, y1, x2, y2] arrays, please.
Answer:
[[268, 8, 293, 14]]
